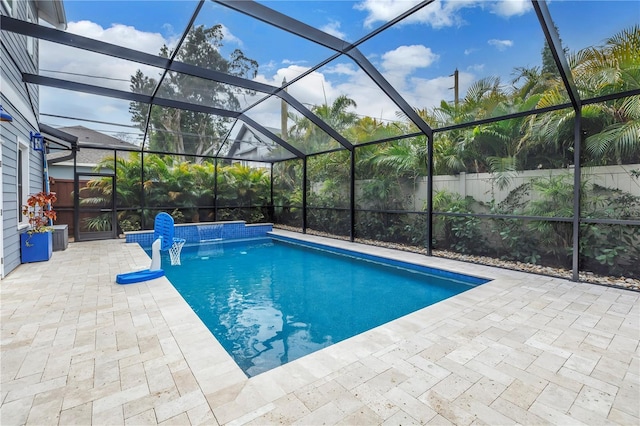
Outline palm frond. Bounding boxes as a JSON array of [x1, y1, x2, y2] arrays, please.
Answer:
[[487, 156, 517, 190]]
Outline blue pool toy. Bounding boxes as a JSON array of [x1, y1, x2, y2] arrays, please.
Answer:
[[116, 213, 186, 284], [154, 212, 176, 251], [116, 238, 164, 284], [154, 212, 186, 265], [116, 268, 164, 284]]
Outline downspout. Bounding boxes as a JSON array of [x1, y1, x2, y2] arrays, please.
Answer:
[[43, 146, 52, 225]]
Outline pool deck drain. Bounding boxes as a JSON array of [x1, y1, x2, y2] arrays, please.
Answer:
[[1, 229, 638, 425]]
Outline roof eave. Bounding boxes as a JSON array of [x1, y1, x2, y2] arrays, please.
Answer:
[[36, 0, 67, 30]]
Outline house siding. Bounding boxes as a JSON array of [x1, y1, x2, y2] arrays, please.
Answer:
[[1, 103, 43, 276], [1, 1, 44, 277]]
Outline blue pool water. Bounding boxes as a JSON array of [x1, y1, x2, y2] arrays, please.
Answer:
[[151, 237, 488, 377]]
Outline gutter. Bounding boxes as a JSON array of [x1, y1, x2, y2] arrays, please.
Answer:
[[40, 123, 78, 163]]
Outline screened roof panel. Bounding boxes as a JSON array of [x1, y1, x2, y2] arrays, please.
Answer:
[[286, 55, 413, 144], [547, 0, 639, 96], [179, 1, 339, 83], [358, 0, 572, 126], [243, 94, 343, 156], [38, 87, 145, 144], [142, 103, 233, 156], [548, 0, 638, 54], [156, 73, 256, 111], [222, 120, 298, 162], [240, 95, 290, 140], [39, 41, 164, 95]]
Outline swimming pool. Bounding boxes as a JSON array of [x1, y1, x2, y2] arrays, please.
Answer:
[[153, 236, 488, 377]]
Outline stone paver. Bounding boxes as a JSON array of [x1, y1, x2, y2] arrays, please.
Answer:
[[1, 230, 638, 425]]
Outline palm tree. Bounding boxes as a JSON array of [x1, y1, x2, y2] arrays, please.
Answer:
[[224, 163, 270, 206], [345, 116, 403, 144], [511, 66, 550, 100], [528, 25, 640, 166], [288, 95, 359, 154]]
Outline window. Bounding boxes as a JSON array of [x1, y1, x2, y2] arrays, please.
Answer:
[[18, 141, 29, 227], [27, 4, 35, 59], [2, 0, 14, 16]]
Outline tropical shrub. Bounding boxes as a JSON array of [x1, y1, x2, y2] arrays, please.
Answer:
[[82, 155, 271, 231], [432, 190, 488, 255]]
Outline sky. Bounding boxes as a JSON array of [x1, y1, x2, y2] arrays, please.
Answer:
[[38, 0, 639, 145]]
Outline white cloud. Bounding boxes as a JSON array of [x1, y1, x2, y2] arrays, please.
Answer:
[[256, 66, 340, 108], [490, 0, 532, 17], [380, 45, 439, 89], [66, 20, 169, 53], [355, 0, 420, 27], [298, 68, 401, 124], [261, 60, 278, 71], [380, 45, 438, 91], [320, 20, 347, 39], [323, 63, 359, 76], [488, 38, 513, 50], [464, 48, 476, 55], [356, 0, 463, 29], [254, 65, 369, 123], [162, 23, 174, 36], [243, 65, 371, 128], [40, 89, 144, 142], [466, 63, 485, 72], [355, 0, 533, 28], [249, 40, 473, 129], [282, 59, 308, 65], [255, 65, 312, 87], [382, 45, 439, 71], [251, 66, 334, 127], [409, 73, 463, 108]]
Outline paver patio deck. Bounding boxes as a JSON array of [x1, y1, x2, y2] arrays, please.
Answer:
[[1, 229, 638, 425]]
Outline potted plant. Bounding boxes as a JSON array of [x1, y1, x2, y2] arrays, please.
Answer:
[[20, 191, 57, 263]]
